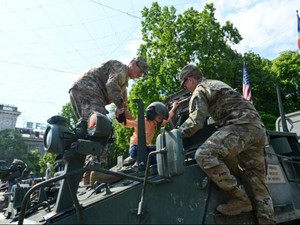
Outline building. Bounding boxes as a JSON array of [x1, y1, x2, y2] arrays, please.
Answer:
[[0, 104, 46, 156], [0, 104, 21, 131], [16, 121, 47, 156]]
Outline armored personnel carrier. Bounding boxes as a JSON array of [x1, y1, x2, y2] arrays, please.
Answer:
[[1, 86, 300, 225]]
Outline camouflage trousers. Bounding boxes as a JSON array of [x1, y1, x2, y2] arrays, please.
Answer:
[[195, 124, 275, 224], [69, 87, 108, 120], [69, 87, 109, 173]]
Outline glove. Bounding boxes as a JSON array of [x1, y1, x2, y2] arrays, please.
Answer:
[[116, 112, 126, 124]]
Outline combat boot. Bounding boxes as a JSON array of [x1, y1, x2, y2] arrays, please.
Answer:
[[217, 186, 253, 216], [90, 171, 121, 184], [82, 171, 91, 185]]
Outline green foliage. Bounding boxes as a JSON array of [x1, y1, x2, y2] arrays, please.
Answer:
[[137, 2, 243, 98], [61, 102, 77, 130], [107, 141, 126, 168], [129, 2, 245, 109], [242, 52, 278, 115], [0, 129, 28, 165], [27, 150, 42, 176], [270, 51, 300, 114], [39, 153, 56, 177], [107, 105, 132, 165], [113, 121, 132, 151], [259, 112, 277, 131]]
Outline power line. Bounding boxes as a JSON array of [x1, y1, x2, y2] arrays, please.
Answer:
[[0, 0, 297, 74], [87, 0, 142, 19], [34, 0, 94, 66], [248, 25, 295, 51], [0, 1, 143, 72], [0, 59, 75, 74], [68, 0, 107, 59]]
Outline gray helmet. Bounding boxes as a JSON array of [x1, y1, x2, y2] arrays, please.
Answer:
[[146, 102, 169, 120]]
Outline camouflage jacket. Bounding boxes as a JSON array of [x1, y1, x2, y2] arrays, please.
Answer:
[[71, 60, 129, 109], [179, 79, 264, 138]]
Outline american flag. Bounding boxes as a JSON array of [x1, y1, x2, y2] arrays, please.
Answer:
[[243, 63, 253, 103]]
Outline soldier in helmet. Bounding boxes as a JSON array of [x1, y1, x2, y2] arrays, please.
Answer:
[[69, 56, 148, 184], [177, 64, 275, 224], [116, 101, 179, 166]]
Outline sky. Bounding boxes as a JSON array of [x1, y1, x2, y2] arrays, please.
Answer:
[[0, 0, 299, 128]]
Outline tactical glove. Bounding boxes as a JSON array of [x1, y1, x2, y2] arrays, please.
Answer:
[[116, 112, 126, 124]]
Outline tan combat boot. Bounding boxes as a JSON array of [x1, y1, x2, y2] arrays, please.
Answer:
[[82, 171, 91, 185], [90, 171, 121, 185], [217, 186, 253, 216]]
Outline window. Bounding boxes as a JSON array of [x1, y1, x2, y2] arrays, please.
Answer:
[[27, 122, 33, 129]]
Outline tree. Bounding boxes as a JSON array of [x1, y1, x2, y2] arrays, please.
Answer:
[[259, 112, 277, 131], [270, 51, 300, 114], [0, 129, 28, 165], [240, 52, 279, 130], [133, 2, 243, 107], [61, 102, 77, 130], [243, 50, 300, 130], [27, 150, 42, 176], [39, 152, 56, 177]]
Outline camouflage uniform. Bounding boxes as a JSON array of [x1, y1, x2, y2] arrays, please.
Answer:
[[69, 57, 148, 185], [179, 77, 275, 224], [69, 60, 131, 120]]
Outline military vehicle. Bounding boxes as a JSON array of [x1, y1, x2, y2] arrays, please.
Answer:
[[1, 85, 300, 224]]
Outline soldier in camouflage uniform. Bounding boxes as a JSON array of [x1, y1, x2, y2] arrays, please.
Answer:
[[69, 57, 148, 185], [69, 57, 148, 120], [178, 64, 275, 224]]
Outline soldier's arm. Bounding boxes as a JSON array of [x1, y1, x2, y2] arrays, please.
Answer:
[[161, 101, 180, 126], [179, 94, 208, 138], [106, 67, 127, 109], [123, 119, 138, 128], [122, 89, 134, 120]]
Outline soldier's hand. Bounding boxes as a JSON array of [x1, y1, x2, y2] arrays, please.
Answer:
[[116, 112, 126, 124], [115, 107, 124, 116], [172, 101, 180, 110]]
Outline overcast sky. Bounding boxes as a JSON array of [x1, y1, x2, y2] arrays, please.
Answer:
[[0, 0, 299, 127]]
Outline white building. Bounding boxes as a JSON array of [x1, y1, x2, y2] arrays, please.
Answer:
[[0, 104, 21, 131], [0, 104, 46, 156]]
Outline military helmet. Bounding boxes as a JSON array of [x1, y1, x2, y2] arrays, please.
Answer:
[[146, 102, 169, 120]]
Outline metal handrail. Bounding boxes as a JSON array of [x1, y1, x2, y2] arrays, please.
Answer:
[[18, 165, 168, 225]]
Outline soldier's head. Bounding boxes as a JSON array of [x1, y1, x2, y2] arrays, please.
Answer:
[[128, 56, 148, 79], [179, 64, 203, 93], [146, 102, 169, 128]]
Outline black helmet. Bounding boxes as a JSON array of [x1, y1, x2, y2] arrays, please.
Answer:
[[146, 102, 169, 121]]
